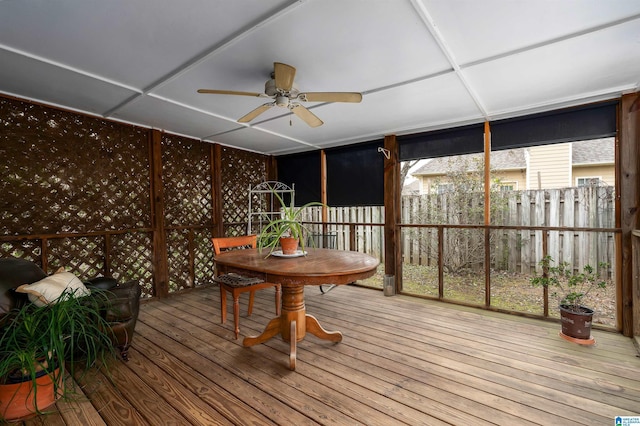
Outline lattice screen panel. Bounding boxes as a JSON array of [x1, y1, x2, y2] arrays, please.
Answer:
[[47, 236, 105, 278], [220, 146, 269, 236], [164, 228, 214, 290], [0, 241, 42, 267], [2, 96, 272, 298], [167, 229, 191, 292], [161, 134, 212, 227], [161, 134, 214, 291], [0, 97, 151, 235], [193, 229, 215, 286], [110, 232, 154, 297]]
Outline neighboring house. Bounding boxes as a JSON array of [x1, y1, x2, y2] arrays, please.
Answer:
[[402, 179, 421, 195], [411, 138, 614, 194]]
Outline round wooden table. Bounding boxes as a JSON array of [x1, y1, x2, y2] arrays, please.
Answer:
[[214, 248, 379, 370]]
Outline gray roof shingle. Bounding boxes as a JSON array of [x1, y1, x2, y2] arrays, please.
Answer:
[[572, 138, 614, 164], [412, 138, 614, 176], [412, 149, 527, 176]]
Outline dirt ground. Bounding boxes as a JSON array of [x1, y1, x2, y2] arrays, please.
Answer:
[[358, 263, 616, 328]]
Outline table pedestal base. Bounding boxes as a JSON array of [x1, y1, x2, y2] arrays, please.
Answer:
[[243, 286, 342, 370]]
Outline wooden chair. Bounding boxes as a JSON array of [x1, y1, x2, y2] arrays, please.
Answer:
[[211, 235, 281, 339]]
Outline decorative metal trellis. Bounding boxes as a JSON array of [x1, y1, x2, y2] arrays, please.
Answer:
[[247, 181, 294, 236]]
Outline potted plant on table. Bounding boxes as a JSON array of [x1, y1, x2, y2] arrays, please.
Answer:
[[257, 185, 325, 257], [530, 255, 609, 344], [0, 289, 115, 421]]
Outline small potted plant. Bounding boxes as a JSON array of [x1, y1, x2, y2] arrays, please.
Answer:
[[257, 185, 325, 256], [0, 289, 115, 421], [530, 255, 608, 343]]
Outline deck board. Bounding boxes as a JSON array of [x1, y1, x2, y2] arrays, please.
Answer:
[[15, 284, 640, 425]]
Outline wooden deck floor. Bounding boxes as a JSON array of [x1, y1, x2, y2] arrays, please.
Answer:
[[16, 284, 640, 425]]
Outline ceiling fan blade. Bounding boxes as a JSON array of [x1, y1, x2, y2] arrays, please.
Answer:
[[197, 89, 264, 97], [300, 92, 363, 103], [290, 104, 323, 127], [274, 62, 296, 92], [238, 103, 274, 123]]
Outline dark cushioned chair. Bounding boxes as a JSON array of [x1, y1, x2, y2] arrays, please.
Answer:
[[0, 257, 141, 361]]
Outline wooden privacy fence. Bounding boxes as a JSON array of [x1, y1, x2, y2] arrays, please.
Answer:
[[302, 186, 616, 273], [300, 206, 384, 260]]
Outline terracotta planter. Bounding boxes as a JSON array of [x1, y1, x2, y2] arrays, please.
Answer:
[[0, 368, 62, 421], [559, 305, 594, 340], [279, 237, 299, 255]]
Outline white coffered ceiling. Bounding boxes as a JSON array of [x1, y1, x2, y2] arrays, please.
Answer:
[[1, 0, 639, 155]]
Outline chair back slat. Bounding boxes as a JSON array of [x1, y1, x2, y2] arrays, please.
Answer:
[[212, 235, 258, 255]]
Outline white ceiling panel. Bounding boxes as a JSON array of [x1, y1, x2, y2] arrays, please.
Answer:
[[464, 19, 640, 117], [207, 127, 312, 154], [1, 0, 638, 155], [0, 49, 136, 115], [422, 0, 640, 65], [0, 0, 294, 89], [154, 0, 450, 111], [111, 96, 242, 138]]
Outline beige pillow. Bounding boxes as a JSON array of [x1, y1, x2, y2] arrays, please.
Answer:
[[16, 270, 91, 306]]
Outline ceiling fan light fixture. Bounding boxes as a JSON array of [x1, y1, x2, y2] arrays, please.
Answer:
[[275, 95, 289, 107]]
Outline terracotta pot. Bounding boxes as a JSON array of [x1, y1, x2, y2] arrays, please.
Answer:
[[559, 305, 594, 340], [279, 237, 299, 255], [0, 367, 62, 421]]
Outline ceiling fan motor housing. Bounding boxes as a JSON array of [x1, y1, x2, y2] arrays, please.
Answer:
[[265, 78, 299, 99], [265, 79, 278, 96]]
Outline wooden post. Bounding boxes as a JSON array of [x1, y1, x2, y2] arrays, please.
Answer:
[[267, 154, 277, 182], [484, 122, 491, 307], [320, 150, 328, 233], [383, 135, 399, 293], [150, 130, 169, 298], [211, 144, 224, 237], [619, 93, 640, 336], [438, 226, 444, 299], [542, 230, 549, 318]]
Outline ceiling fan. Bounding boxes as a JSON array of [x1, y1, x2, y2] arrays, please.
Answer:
[[197, 62, 362, 127]]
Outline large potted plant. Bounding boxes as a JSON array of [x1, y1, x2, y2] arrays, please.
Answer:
[[0, 288, 114, 421], [257, 186, 325, 256], [530, 255, 608, 344]]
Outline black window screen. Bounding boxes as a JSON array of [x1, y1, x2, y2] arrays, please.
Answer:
[[491, 101, 617, 150], [276, 151, 321, 206], [399, 123, 485, 160], [276, 101, 617, 206], [326, 140, 384, 206]]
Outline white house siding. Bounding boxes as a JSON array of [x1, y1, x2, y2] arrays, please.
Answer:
[[527, 144, 571, 189], [493, 169, 527, 190], [572, 164, 615, 187]]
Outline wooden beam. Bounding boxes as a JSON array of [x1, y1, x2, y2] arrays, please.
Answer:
[[383, 135, 399, 290], [484, 121, 491, 225], [266, 154, 277, 182], [150, 129, 169, 298], [321, 150, 328, 228], [484, 121, 491, 308], [620, 92, 640, 336], [211, 144, 224, 237]]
